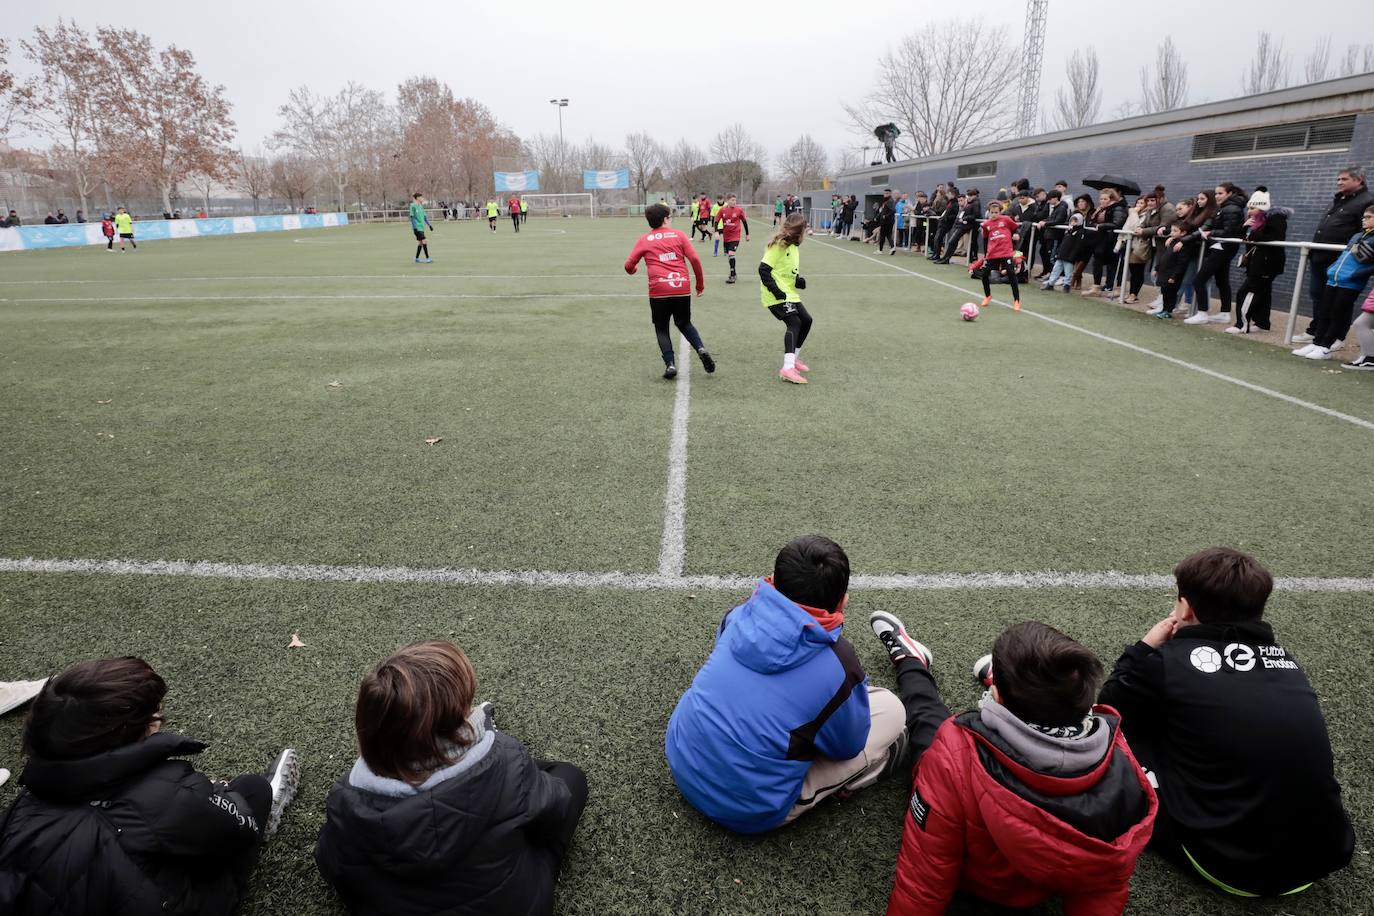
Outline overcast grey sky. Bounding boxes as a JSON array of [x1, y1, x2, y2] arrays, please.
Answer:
[[5, 0, 1372, 168]]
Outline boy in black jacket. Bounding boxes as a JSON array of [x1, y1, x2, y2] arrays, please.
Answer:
[[1148, 223, 1196, 318], [1099, 547, 1354, 898]]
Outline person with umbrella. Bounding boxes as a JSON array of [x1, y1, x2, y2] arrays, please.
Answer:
[[875, 123, 900, 164]]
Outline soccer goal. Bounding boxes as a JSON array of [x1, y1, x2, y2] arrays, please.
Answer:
[[520, 193, 596, 219]]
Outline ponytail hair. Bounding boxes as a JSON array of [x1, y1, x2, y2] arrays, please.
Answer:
[[768, 212, 808, 249]]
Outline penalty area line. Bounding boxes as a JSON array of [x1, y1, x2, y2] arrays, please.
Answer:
[[1, 557, 1372, 592], [813, 239, 1374, 434]]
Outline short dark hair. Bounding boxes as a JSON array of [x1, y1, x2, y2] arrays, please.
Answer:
[[773, 534, 849, 612], [992, 623, 1103, 727], [412, 192, 423, 200], [1174, 547, 1273, 623], [1047, 189, 1062, 200], [1055, 180, 1069, 188], [356, 640, 478, 785], [645, 203, 670, 228], [966, 187, 980, 196], [25, 657, 167, 760]]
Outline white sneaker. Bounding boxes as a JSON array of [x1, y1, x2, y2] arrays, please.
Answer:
[[1224, 326, 1244, 334], [1183, 313, 1211, 325], [1328, 340, 1344, 352], [263, 748, 301, 839], [1147, 296, 1163, 308], [0, 679, 48, 716], [1292, 344, 1317, 356], [1291, 333, 1314, 343], [1302, 346, 1331, 360], [1209, 313, 1230, 323]]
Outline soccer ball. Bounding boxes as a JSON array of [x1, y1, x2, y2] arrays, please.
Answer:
[[960, 302, 980, 321], [1190, 646, 1223, 674]]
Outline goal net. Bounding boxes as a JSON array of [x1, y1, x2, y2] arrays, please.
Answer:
[[520, 193, 596, 219]]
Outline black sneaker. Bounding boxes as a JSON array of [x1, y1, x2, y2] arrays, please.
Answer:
[[263, 748, 301, 839], [725, 274, 736, 284], [698, 350, 715, 373], [663, 364, 678, 379], [1344, 355, 1374, 370], [869, 611, 933, 668], [972, 654, 993, 688]]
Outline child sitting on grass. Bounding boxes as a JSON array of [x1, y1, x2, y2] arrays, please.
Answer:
[[665, 535, 907, 833], [1099, 547, 1354, 898], [315, 640, 587, 916], [868, 615, 1156, 915], [0, 657, 300, 916]]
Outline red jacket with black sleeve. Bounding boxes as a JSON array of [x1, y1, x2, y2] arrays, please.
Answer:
[[624, 226, 704, 297], [887, 706, 1156, 916]]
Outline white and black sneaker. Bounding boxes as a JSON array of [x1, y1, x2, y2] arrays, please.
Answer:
[[973, 653, 994, 688], [869, 611, 933, 668], [263, 748, 301, 840], [1344, 355, 1374, 370], [698, 350, 716, 373]]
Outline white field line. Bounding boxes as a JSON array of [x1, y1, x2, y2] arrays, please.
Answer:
[[2, 557, 1372, 592], [4, 293, 645, 303], [814, 240, 1374, 433], [4, 272, 900, 285], [657, 333, 692, 578]]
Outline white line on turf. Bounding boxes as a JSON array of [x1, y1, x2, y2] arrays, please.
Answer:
[[4, 272, 901, 285], [6, 293, 645, 303], [658, 333, 692, 578], [2, 556, 1371, 591], [813, 240, 1374, 433]]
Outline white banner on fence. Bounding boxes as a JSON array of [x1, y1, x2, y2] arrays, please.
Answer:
[[0, 212, 351, 253]]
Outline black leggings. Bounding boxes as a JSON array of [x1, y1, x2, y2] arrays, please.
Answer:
[[531, 760, 589, 865], [1128, 261, 1147, 296], [978, 258, 1020, 301], [511, 213, 520, 232], [768, 301, 813, 353], [1192, 247, 1236, 313], [1091, 247, 1119, 289], [1235, 277, 1274, 330], [651, 296, 705, 364]]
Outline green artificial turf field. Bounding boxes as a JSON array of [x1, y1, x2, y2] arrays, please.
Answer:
[[1, 219, 1371, 914]]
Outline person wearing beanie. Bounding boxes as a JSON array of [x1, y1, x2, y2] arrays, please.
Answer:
[[1230, 187, 1288, 333]]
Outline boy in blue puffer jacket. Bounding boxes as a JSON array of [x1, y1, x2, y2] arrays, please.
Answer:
[[665, 535, 909, 833], [1293, 206, 1374, 361]]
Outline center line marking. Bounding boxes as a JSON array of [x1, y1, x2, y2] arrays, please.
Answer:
[[813, 239, 1374, 433], [658, 333, 692, 578]]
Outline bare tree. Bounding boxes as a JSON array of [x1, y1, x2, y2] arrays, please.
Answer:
[[452, 98, 520, 203], [22, 21, 102, 213], [777, 135, 827, 190], [1304, 36, 1332, 83], [625, 132, 663, 200], [1338, 43, 1374, 76], [270, 154, 316, 211], [843, 19, 1015, 159], [0, 39, 31, 138], [666, 140, 705, 194], [236, 148, 271, 214], [835, 147, 864, 171], [96, 27, 237, 212], [1242, 32, 1291, 95], [710, 123, 767, 201], [1051, 47, 1101, 130], [275, 82, 378, 211], [1138, 37, 1190, 113]]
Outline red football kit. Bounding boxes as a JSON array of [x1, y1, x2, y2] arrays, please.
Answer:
[[624, 226, 705, 298], [507, 197, 520, 214], [717, 206, 749, 242], [698, 198, 712, 220], [980, 214, 1020, 260]]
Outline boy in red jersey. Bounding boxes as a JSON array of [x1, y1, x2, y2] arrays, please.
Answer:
[[624, 204, 716, 380], [696, 194, 714, 243], [716, 194, 750, 284], [967, 200, 1024, 311], [507, 196, 522, 233]]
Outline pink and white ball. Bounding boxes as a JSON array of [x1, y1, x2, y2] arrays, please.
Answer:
[[960, 302, 980, 321]]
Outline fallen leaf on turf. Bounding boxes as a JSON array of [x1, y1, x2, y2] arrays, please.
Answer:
[[96, 399, 112, 405], [733, 879, 742, 885], [288, 633, 305, 648], [425, 436, 442, 445], [327, 380, 343, 389], [96, 432, 114, 440]]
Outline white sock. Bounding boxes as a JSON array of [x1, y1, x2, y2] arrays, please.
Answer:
[[794, 348, 802, 363], [783, 353, 796, 370]]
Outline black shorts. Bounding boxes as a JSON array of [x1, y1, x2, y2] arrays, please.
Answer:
[[723, 240, 739, 254], [488, 216, 497, 223], [650, 295, 692, 327], [413, 229, 426, 241], [119, 232, 134, 239], [768, 300, 804, 321]]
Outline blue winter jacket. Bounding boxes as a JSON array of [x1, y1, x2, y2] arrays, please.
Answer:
[[665, 579, 871, 834], [1326, 229, 1374, 290]]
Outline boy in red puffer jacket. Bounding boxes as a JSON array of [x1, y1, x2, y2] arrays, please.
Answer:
[[868, 614, 1156, 916]]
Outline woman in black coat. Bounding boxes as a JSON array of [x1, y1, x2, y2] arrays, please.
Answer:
[[1183, 181, 1247, 324], [1231, 188, 1289, 333], [0, 657, 300, 916], [1082, 189, 1128, 296]]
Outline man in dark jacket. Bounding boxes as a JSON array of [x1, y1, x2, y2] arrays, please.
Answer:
[[1037, 189, 1070, 277], [876, 188, 896, 253], [934, 188, 980, 264], [1100, 547, 1354, 898], [928, 185, 959, 259], [1296, 166, 1374, 341]]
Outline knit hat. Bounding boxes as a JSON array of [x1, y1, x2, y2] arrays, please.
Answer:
[[1247, 186, 1271, 211]]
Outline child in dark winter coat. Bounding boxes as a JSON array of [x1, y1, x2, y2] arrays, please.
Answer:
[[1149, 223, 1198, 318], [0, 657, 300, 916], [1231, 188, 1288, 333], [869, 616, 1156, 915], [1040, 211, 1088, 292], [100, 213, 116, 250], [315, 641, 587, 916], [1100, 547, 1354, 898]]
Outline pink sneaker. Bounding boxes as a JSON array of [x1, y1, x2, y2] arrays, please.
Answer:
[[794, 358, 811, 372], [779, 367, 808, 384]]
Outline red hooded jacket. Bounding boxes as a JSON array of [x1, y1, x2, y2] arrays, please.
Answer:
[[887, 705, 1156, 916]]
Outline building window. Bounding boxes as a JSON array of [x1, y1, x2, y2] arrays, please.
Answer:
[[956, 161, 997, 179], [870, 174, 890, 186], [1191, 116, 1355, 160]]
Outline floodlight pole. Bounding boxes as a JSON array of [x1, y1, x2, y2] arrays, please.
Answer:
[[549, 98, 569, 193]]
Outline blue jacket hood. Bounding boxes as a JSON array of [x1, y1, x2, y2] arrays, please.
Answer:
[[722, 579, 840, 674]]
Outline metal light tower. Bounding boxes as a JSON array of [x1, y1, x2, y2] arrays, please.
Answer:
[[1019, 0, 1049, 133], [549, 98, 568, 192]]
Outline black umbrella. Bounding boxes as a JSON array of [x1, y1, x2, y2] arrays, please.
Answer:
[[1083, 175, 1142, 195]]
